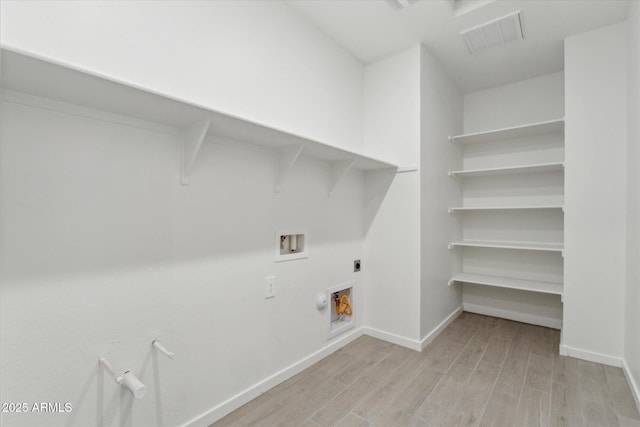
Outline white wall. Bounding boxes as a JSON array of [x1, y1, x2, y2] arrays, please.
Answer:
[[625, 0, 640, 405], [461, 72, 565, 327], [363, 47, 421, 345], [364, 171, 421, 346], [463, 72, 565, 133], [564, 22, 627, 363], [0, 0, 364, 151], [362, 47, 421, 167], [0, 98, 366, 427], [419, 46, 464, 341]]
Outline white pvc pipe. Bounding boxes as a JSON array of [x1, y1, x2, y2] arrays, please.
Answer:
[[121, 371, 147, 399], [152, 340, 175, 359], [99, 357, 122, 384], [99, 357, 147, 399]]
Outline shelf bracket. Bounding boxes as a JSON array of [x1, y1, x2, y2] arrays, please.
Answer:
[[181, 119, 211, 185], [275, 144, 304, 192], [328, 159, 356, 196]]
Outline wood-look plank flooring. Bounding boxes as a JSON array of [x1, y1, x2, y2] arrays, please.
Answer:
[[212, 312, 640, 427]]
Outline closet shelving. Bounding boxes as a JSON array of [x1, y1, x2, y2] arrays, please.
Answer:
[[448, 117, 565, 301], [449, 118, 564, 144], [448, 240, 564, 253], [448, 273, 563, 296], [448, 205, 564, 212], [0, 48, 397, 191], [448, 162, 563, 178]]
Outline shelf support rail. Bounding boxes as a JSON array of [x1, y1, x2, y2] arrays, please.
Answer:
[[182, 119, 212, 185]]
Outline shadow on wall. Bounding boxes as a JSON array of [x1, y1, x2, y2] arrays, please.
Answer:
[[363, 168, 397, 234], [62, 348, 167, 427], [0, 132, 369, 285]]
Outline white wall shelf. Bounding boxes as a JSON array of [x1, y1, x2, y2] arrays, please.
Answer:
[[1, 48, 398, 191], [450, 80, 566, 332], [449, 240, 564, 253], [449, 162, 564, 178], [450, 118, 564, 144], [449, 205, 564, 213], [397, 165, 419, 173], [448, 272, 563, 296]]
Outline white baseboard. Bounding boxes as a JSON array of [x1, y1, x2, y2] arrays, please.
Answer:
[[181, 327, 364, 427], [463, 303, 562, 330], [181, 307, 467, 426], [420, 306, 463, 350], [363, 306, 463, 352], [559, 344, 623, 367], [363, 326, 422, 351], [622, 358, 640, 413], [559, 328, 567, 355]]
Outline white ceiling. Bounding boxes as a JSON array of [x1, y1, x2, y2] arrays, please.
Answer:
[[286, 0, 630, 93]]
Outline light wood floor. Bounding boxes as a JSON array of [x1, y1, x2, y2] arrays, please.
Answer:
[[212, 312, 640, 427]]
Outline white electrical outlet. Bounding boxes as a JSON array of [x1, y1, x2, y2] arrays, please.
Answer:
[[265, 276, 276, 299]]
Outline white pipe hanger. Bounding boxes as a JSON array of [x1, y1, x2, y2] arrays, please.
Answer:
[[152, 340, 175, 359]]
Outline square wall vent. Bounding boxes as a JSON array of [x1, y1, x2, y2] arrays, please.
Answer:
[[461, 11, 524, 54]]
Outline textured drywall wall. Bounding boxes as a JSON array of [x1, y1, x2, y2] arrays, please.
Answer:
[[0, 99, 366, 427], [0, 0, 364, 151], [564, 22, 627, 361], [419, 45, 464, 340], [625, 0, 640, 404], [363, 46, 421, 343]]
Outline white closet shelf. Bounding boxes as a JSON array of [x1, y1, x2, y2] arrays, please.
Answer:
[[449, 162, 564, 178], [448, 205, 564, 213], [0, 48, 397, 189], [450, 118, 564, 144], [448, 273, 563, 296], [448, 240, 564, 253]]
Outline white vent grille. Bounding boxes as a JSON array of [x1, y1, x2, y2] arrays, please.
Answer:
[[461, 11, 524, 54]]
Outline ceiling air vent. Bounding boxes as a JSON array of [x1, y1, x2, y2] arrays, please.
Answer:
[[461, 11, 524, 54]]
